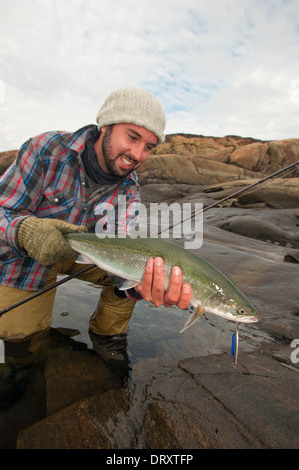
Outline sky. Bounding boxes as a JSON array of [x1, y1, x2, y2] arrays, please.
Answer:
[[0, 0, 299, 152]]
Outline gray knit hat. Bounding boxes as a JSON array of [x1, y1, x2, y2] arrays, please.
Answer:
[[96, 87, 166, 144]]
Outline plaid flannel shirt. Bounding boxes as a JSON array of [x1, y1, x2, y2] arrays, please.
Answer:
[[0, 125, 141, 293]]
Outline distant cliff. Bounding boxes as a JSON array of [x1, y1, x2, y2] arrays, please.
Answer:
[[137, 134, 299, 185]]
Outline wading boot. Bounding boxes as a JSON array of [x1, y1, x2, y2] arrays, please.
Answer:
[[88, 329, 128, 362], [88, 329, 131, 380]]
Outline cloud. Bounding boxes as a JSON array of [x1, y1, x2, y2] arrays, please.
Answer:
[[0, 0, 299, 151]]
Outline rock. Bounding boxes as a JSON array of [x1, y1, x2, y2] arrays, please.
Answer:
[[17, 352, 299, 449], [148, 134, 299, 178], [230, 142, 269, 171], [153, 134, 263, 157], [267, 139, 299, 172], [136, 133, 299, 186], [137, 154, 261, 185], [17, 388, 133, 449], [284, 251, 299, 263], [218, 215, 299, 248], [175, 353, 299, 449], [202, 178, 299, 209], [0, 363, 46, 449], [0, 150, 17, 175], [230, 139, 299, 173], [45, 350, 123, 416]]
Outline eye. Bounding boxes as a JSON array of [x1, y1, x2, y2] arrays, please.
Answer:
[[237, 307, 247, 315]]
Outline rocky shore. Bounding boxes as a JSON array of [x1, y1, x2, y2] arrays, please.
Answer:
[[1, 134, 299, 449]]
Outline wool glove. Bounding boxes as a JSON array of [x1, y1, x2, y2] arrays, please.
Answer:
[[17, 217, 88, 265]]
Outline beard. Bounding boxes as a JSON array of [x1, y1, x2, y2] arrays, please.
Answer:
[[102, 126, 139, 177]]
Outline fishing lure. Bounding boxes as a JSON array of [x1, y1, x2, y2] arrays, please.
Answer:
[[231, 323, 239, 368]]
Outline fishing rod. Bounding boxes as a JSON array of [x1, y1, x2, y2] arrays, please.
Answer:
[[160, 159, 299, 235], [203, 158, 299, 212], [0, 264, 96, 317], [1, 159, 298, 317]]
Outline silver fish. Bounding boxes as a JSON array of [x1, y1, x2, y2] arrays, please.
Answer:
[[65, 234, 260, 332]]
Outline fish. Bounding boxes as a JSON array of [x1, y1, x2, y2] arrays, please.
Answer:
[[64, 233, 260, 332]]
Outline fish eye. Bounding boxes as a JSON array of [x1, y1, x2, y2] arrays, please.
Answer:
[[237, 307, 247, 315]]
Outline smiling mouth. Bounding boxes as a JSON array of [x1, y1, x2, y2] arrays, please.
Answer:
[[119, 155, 136, 168]]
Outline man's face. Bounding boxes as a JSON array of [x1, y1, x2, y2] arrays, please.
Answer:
[[96, 123, 158, 177]]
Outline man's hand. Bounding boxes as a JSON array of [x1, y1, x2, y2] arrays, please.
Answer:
[[17, 217, 87, 265], [134, 257, 192, 309]]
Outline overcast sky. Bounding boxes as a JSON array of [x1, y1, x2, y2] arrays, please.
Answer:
[[0, 0, 299, 151]]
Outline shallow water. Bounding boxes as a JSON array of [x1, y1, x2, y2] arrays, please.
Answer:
[[0, 277, 275, 449], [52, 277, 267, 362]]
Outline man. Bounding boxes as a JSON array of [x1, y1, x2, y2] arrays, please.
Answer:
[[0, 87, 192, 365]]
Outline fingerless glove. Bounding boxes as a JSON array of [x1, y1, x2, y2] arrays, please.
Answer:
[[17, 217, 87, 265]]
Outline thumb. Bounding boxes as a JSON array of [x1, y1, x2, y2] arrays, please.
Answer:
[[51, 220, 88, 234]]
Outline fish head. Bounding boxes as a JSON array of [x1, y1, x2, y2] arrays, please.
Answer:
[[206, 291, 260, 323]]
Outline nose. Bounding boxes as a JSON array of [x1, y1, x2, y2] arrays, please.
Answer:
[[129, 143, 147, 162]]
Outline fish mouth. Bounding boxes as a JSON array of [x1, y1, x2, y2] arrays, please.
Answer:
[[234, 315, 260, 323]]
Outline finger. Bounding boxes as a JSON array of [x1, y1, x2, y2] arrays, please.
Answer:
[[55, 220, 88, 234], [176, 283, 192, 310], [134, 258, 154, 301], [151, 257, 165, 306], [163, 266, 183, 307]]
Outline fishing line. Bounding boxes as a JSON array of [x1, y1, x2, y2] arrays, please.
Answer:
[[178, 355, 298, 408], [0, 264, 96, 317], [201, 355, 299, 404], [224, 164, 299, 202], [202, 163, 298, 222], [183, 159, 299, 228], [202, 370, 284, 402]]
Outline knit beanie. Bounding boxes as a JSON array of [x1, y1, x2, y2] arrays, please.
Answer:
[[96, 87, 166, 144]]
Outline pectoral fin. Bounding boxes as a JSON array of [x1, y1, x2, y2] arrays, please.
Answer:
[[76, 254, 94, 264], [180, 307, 205, 333], [119, 280, 140, 290]]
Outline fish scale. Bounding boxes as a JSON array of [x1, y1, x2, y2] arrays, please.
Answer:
[[65, 233, 259, 332]]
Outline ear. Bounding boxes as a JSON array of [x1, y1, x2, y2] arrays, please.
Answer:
[[100, 125, 108, 136]]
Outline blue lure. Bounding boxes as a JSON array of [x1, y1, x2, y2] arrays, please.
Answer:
[[231, 324, 239, 368]]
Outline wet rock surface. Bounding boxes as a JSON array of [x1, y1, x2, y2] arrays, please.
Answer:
[[1, 135, 299, 449], [17, 353, 299, 449], [45, 350, 123, 416]]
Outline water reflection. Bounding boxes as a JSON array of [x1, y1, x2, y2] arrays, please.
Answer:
[[53, 278, 272, 362]]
